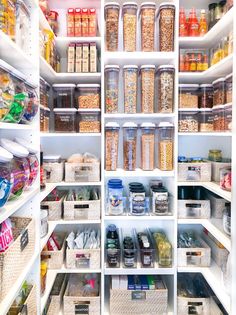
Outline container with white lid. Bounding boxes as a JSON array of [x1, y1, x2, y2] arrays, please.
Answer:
[[43, 155, 64, 183], [140, 3, 156, 52], [123, 65, 138, 113], [105, 3, 120, 51], [140, 66, 155, 113], [53, 84, 76, 109], [141, 123, 156, 171], [54, 108, 77, 133], [123, 122, 138, 171], [77, 84, 100, 109], [1, 138, 30, 199], [158, 122, 174, 171], [157, 65, 175, 113], [0, 146, 14, 207], [105, 122, 120, 171], [105, 66, 120, 113], [158, 3, 175, 52], [122, 2, 138, 52]]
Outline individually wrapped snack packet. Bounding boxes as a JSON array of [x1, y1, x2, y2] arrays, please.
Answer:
[[74, 231, 84, 249], [67, 231, 75, 249], [67, 153, 83, 163], [0, 218, 14, 252], [83, 152, 98, 163]]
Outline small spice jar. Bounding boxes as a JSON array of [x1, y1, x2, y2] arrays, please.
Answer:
[[140, 2, 156, 52], [0, 146, 13, 207], [107, 179, 124, 215], [212, 78, 225, 106], [105, 65, 120, 113], [179, 84, 199, 109], [141, 123, 155, 171], [157, 65, 175, 113], [178, 110, 199, 132], [105, 122, 120, 171], [213, 105, 225, 131], [225, 73, 233, 104], [123, 65, 138, 114], [158, 122, 174, 171], [151, 184, 169, 215], [53, 84, 76, 108], [158, 3, 175, 52], [77, 84, 100, 109], [208, 149, 222, 162], [129, 182, 146, 215], [199, 109, 214, 132], [225, 103, 232, 131], [140, 65, 155, 113], [78, 111, 101, 133], [199, 84, 213, 108], [123, 122, 137, 171], [220, 167, 231, 191], [105, 3, 120, 51], [122, 2, 138, 52], [54, 108, 77, 133], [223, 203, 231, 235]]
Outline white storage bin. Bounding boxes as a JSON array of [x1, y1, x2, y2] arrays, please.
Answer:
[[65, 161, 100, 182], [178, 161, 212, 182], [204, 190, 226, 219], [178, 199, 210, 219], [43, 156, 64, 183], [211, 160, 231, 182], [178, 296, 224, 315]]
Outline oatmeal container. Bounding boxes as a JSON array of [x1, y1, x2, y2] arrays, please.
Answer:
[[105, 3, 120, 51], [140, 65, 155, 113], [140, 2, 156, 52], [53, 84, 76, 108], [105, 122, 120, 171], [123, 122, 138, 171], [54, 108, 77, 133], [158, 122, 174, 171], [122, 2, 138, 52], [77, 84, 100, 109], [199, 109, 214, 132], [157, 65, 175, 113], [158, 3, 175, 52], [179, 84, 199, 109], [105, 65, 120, 113], [123, 65, 138, 114], [141, 123, 155, 171]]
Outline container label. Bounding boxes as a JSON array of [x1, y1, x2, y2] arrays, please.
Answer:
[[185, 203, 201, 217], [186, 251, 202, 265], [20, 229, 29, 252], [76, 253, 90, 268], [187, 166, 201, 181], [132, 291, 146, 300], [75, 304, 89, 314]]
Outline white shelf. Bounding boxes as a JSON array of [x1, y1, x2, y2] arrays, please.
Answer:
[[178, 261, 231, 314], [40, 184, 57, 202], [0, 122, 36, 130], [0, 253, 38, 315], [50, 219, 101, 225], [178, 132, 232, 137], [105, 169, 175, 178], [40, 222, 57, 251], [0, 186, 39, 224], [53, 265, 101, 274], [104, 215, 175, 221], [178, 218, 231, 251], [41, 132, 101, 137], [179, 54, 233, 83], [56, 181, 102, 187], [179, 8, 234, 48], [104, 267, 175, 275], [39, 7, 53, 33], [177, 181, 231, 202], [104, 113, 175, 119], [56, 37, 101, 57], [41, 270, 57, 314]]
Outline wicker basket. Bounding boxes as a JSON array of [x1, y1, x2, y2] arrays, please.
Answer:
[[204, 190, 227, 219], [178, 199, 211, 219], [8, 285, 37, 315], [66, 247, 100, 269], [178, 236, 211, 267], [41, 238, 66, 269], [44, 162, 64, 183], [47, 275, 67, 315], [0, 217, 35, 301], [64, 196, 100, 220], [41, 196, 64, 221], [65, 161, 100, 182], [211, 160, 231, 182], [178, 161, 211, 182], [110, 285, 168, 315], [178, 296, 223, 315]]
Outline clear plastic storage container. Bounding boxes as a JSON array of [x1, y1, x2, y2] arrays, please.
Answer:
[[225, 103, 232, 131], [212, 78, 225, 106], [158, 122, 174, 171], [77, 84, 100, 109], [123, 65, 138, 113], [213, 105, 225, 131], [54, 108, 77, 133], [140, 65, 155, 113], [107, 179, 124, 215], [157, 65, 175, 113], [21, 81, 39, 124], [53, 84, 76, 108], [179, 84, 199, 109], [220, 167, 231, 191], [225, 73, 233, 104], [123, 122, 137, 171], [199, 84, 213, 108], [105, 122, 120, 171], [15, 0, 30, 54], [105, 65, 119, 113], [105, 3, 120, 51], [122, 2, 138, 52], [158, 3, 175, 52], [179, 110, 199, 132], [40, 78, 50, 108], [78, 111, 101, 133], [141, 2, 156, 52], [141, 123, 155, 171], [199, 109, 214, 132], [0, 147, 13, 207]]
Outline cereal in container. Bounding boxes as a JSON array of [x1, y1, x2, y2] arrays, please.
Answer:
[[158, 122, 174, 171], [158, 3, 175, 52], [178, 111, 199, 132], [140, 2, 156, 52], [105, 3, 120, 51], [123, 65, 138, 114], [157, 65, 175, 113], [140, 65, 155, 113], [105, 65, 119, 113], [122, 2, 138, 52], [77, 84, 100, 109], [141, 123, 155, 171], [105, 122, 120, 171], [123, 122, 137, 171]]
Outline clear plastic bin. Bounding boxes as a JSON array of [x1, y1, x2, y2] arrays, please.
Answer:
[[158, 122, 174, 171], [105, 122, 120, 171], [40, 78, 50, 108], [158, 3, 175, 52], [105, 3, 120, 51], [157, 65, 175, 113], [78, 111, 101, 133], [53, 84, 76, 108], [213, 105, 225, 131], [123, 65, 138, 113], [178, 110, 199, 132], [21, 82, 39, 124], [136, 229, 155, 268], [225, 103, 232, 131], [212, 78, 225, 106], [54, 108, 77, 133], [122, 2, 138, 52], [122, 230, 138, 268], [199, 109, 214, 132], [141, 3, 156, 52], [15, 0, 30, 55], [225, 73, 233, 104], [199, 84, 213, 108], [179, 84, 199, 109], [140, 65, 155, 113], [105, 65, 119, 113], [141, 123, 155, 171], [77, 84, 100, 109], [123, 122, 137, 171], [0, 146, 13, 207]]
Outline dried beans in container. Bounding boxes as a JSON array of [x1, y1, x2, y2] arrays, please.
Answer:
[[157, 65, 175, 113]]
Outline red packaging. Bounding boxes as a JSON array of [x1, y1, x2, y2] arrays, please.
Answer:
[[75, 8, 82, 37], [81, 8, 89, 36], [0, 219, 13, 253], [47, 233, 61, 251], [89, 8, 97, 36], [67, 8, 75, 37]]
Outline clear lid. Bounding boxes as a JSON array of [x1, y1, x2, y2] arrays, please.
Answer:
[[0, 146, 13, 163], [52, 84, 76, 88], [212, 78, 225, 85], [140, 65, 155, 69], [105, 65, 120, 70], [158, 122, 174, 128], [53, 108, 77, 112], [15, 138, 38, 154], [179, 84, 199, 88], [105, 2, 120, 9], [106, 122, 120, 128], [123, 65, 138, 69], [157, 65, 175, 71], [1, 139, 29, 158], [159, 2, 175, 9], [123, 122, 138, 128], [141, 122, 155, 128], [77, 84, 100, 88], [123, 2, 138, 8], [140, 2, 156, 8]]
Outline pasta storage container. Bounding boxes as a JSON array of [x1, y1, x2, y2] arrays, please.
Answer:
[[0, 146, 13, 207], [123, 122, 137, 171], [199, 109, 214, 132], [78, 111, 101, 133], [15, 0, 30, 55], [225, 103, 232, 131], [54, 108, 77, 133], [178, 110, 199, 132], [122, 2, 138, 52], [157, 65, 175, 113], [212, 78, 225, 106], [77, 84, 100, 109], [179, 84, 199, 109], [105, 3, 120, 51], [43, 155, 64, 183], [225, 73, 233, 103], [105, 122, 120, 171], [213, 105, 225, 131], [105, 65, 120, 113], [53, 84, 76, 108], [140, 65, 155, 113], [21, 81, 39, 124], [199, 84, 213, 108], [178, 159, 212, 182], [158, 122, 174, 171], [140, 3, 156, 52], [141, 123, 155, 171], [123, 65, 138, 114], [158, 3, 175, 52]]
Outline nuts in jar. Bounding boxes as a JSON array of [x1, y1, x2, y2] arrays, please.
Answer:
[[78, 111, 101, 133], [77, 84, 100, 109], [105, 65, 119, 113], [178, 110, 199, 132], [213, 105, 225, 131], [157, 65, 175, 113], [158, 4, 175, 52], [105, 3, 120, 51], [140, 65, 155, 113], [123, 65, 138, 114], [140, 3, 156, 52], [123, 2, 138, 52], [123, 122, 137, 171], [105, 122, 120, 171]]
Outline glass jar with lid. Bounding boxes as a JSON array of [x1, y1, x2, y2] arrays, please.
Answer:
[[140, 65, 155, 113], [212, 78, 225, 106], [105, 3, 120, 51], [105, 65, 120, 113], [123, 122, 138, 171], [53, 84, 76, 108], [123, 65, 138, 114], [107, 179, 124, 215], [141, 123, 155, 171], [158, 122, 174, 171], [225, 73, 233, 104], [21, 81, 39, 124], [199, 84, 213, 108], [1, 138, 30, 200], [140, 2, 156, 52], [199, 109, 214, 132], [105, 122, 120, 171], [0, 146, 13, 207], [208, 149, 222, 162], [179, 84, 199, 109], [157, 65, 175, 113], [158, 3, 175, 52], [122, 2, 138, 52]]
